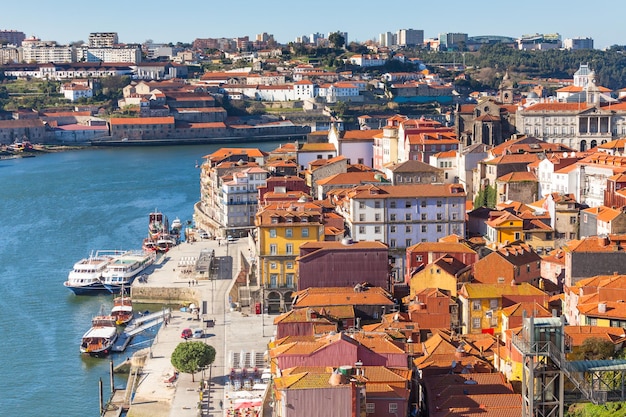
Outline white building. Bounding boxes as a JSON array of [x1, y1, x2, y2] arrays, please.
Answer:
[[61, 83, 93, 101], [335, 183, 466, 281], [429, 150, 457, 183], [76, 46, 142, 63], [327, 124, 379, 168], [88, 32, 119, 48], [293, 80, 317, 100], [20, 37, 75, 63], [221, 167, 268, 230], [397, 29, 424, 47]]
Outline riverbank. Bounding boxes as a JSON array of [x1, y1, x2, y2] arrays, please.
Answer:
[[105, 237, 274, 417]]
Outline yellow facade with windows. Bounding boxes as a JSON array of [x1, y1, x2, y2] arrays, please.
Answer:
[[256, 202, 324, 294]]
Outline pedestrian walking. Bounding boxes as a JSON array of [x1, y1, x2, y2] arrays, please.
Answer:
[[188, 280, 191, 287]]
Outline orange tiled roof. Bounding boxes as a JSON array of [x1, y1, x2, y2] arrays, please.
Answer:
[[497, 171, 537, 182], [292, 286, 394, 307], [109, 116, 174, 125]]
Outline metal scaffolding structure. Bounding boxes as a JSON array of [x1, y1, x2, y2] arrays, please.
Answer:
[[512, 315, 626, 417]]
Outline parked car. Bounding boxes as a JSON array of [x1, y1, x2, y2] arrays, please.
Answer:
[[181, 328, 192, 339], [227, 235, 236, 242], [198, 229, 209, 239], [192, 328, 204, 339]]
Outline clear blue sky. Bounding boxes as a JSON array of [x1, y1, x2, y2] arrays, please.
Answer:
[[2, 0, 623, 49]]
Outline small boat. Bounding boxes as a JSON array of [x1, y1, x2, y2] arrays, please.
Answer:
[[170, 217, 182, 234], [156, 234, 177, 253], [80, 315, 118, 356], [101, 251, 156, 293], [63, 250, 126, 295], [111, 294, 133, 325], [142, 237, 159, 253], [148, 210, 169, 239]]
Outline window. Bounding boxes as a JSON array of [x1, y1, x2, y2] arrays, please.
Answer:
[[390, 214, 396, 221], [405, 213, 412, 221], [374, 226, 381, 234], [270, 274, 278, 288], [437, 213, 443, 220], [286, 243, 293, 254], [421, 213, 427, 220], [436, 200, 442, 207], [270, 244, 277, 255], [286, 262, 293, 269], [271, 217, 278, 224], [472, 317, 481, 329], [359, 226, 365, 234], [375, 213, 381, 221], [570, 216, 577, 224], [514, 232, 521, 241], [405, 239, 412, 247], [405, 200, 412, 208], [358, 201, 365, 209], [390, 239, 396, 248], [366, 403, 375, 414], [405, 225, 412, 233], [588, 317, 597, 326], [285, 228, 293, 238], [437, 225, 442, 232], [421, 200, 426, 208], [269, 229, 276, 238], [359, 214, 365, 222], [390, 225, 396, 233], [301, 228, 309, 238], [390, 201, 396, 208], [389, 403, 398, 413], [286, 273, 294, 288], [452, 213, 457, 220], [416, 255, 423, 262], [421, 225, 427, 232], [374, 201, 381, 209], [473, 300, 481, 311], [490, 299, 498, 310], [270, 262, 277, 269]]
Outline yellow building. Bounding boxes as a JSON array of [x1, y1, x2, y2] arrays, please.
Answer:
[[408, 255, 471, 298], [256, 201, 324, 312], [485, 212, 523, 245], [458, 283, 548, 335]]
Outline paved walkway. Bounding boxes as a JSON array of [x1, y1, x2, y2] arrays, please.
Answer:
[[125, 238, 274, 417]]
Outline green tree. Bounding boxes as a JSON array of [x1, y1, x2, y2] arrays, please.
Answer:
[[328, 32, 346, 49], [570, 337, 615, 361], [473, 185, 497, 209], [171, 341, 216, 382]]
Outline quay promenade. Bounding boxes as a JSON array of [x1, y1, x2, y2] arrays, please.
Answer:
[[114, 237, 274, 417]]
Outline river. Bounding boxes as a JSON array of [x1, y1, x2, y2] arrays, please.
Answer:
[[0, 142, 281, 416]]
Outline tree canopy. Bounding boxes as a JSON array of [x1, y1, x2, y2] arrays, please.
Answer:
[[328, 32, 346, 49], [171, 341, 216, 382]]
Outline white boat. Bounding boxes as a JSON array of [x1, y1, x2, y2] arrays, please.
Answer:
[[80, 315, 118, 356], [171, 217, 182, 233], [63, 250, 126, 295], [101, 251, 156, 293]]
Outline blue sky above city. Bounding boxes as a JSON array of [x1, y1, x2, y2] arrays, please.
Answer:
[[2, 0, 624, 49]]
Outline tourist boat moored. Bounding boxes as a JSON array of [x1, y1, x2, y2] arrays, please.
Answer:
[[148, 210, 169, 239], [101, 251, 156, 293], [80, 315, 118, 356], [111, 295, 133, 325], [63, 250, 126, 295]]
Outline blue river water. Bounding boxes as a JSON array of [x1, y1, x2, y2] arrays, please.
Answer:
[[0, 142, 281, 416]]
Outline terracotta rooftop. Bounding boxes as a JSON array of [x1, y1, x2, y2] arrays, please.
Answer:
[[292, 286, 394, 308]]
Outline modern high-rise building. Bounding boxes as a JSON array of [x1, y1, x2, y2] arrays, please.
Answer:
[[379, 32, 396, 47], [88, 32, 119, 48], [0, 30, 26, 46], [397, 29, 424, 47], [563, 37, 594, 50], [438, 32, 469, 50]]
